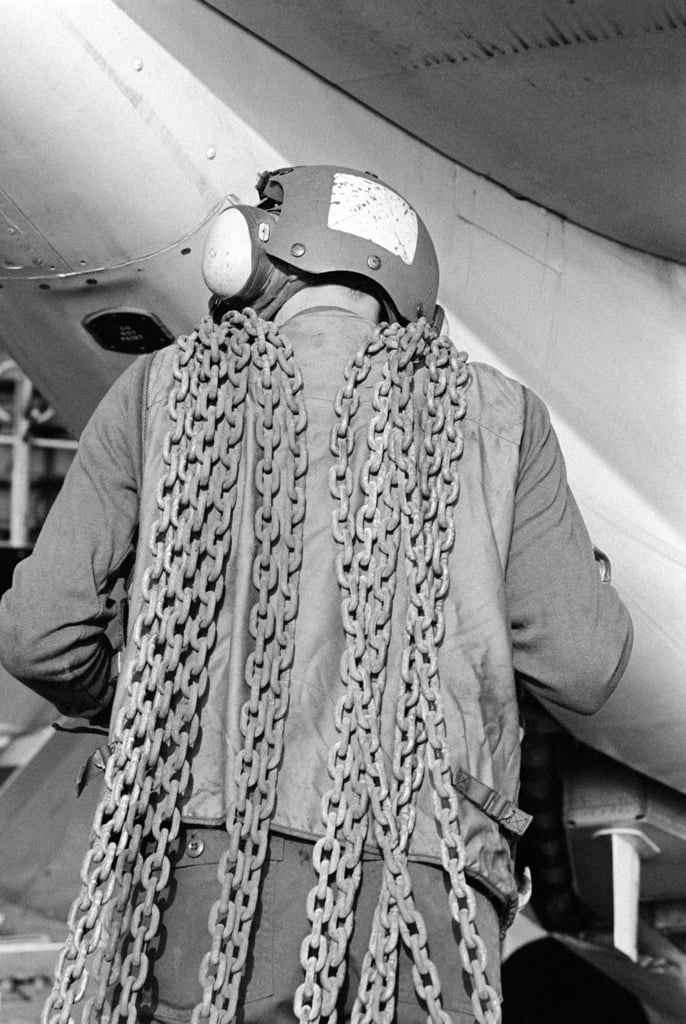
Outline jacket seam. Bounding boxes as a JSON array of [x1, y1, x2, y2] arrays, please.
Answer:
[[463, 415, 522, 446], [141, 353, 154, 477]]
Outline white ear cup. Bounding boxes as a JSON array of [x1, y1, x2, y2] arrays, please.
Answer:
[[202, 207, 256, 299]]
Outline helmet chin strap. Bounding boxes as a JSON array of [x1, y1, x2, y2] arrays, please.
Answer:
[[210, 258, 312, 325]]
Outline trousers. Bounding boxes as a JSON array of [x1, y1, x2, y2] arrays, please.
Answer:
[[138, 827, 503, 1023]]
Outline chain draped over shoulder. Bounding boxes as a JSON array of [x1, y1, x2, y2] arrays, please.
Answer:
[[293, 319, 499, 1024], [41, 310, 501, 1024]]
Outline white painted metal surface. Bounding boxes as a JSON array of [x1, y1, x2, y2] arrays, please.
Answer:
[[594, 828, 661, 961], [206, 0, 686, 264]]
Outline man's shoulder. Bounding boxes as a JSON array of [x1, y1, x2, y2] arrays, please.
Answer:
[[465, 361, 529, 445], [144, 340, 181, 408]]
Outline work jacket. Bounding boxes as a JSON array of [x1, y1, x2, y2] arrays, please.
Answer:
[[111, 307, 633, 919], [0, 307, 633, 922]]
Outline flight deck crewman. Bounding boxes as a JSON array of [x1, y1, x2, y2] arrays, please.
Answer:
[[0, 165, 632, 1024]]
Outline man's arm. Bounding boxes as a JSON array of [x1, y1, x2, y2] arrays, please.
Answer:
[[0, 355, 151, 719], [507, 387, 633, 715]]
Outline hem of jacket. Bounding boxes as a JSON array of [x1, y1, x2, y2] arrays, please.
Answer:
[[178, 812, 520, 929]]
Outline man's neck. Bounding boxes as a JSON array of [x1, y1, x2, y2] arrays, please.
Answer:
[[274, 283, 382, 325]]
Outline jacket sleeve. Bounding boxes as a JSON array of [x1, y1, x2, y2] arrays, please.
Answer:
[[506, 387, 633, 715], [0, 355, 151, 719]]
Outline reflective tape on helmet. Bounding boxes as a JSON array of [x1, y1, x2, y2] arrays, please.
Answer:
[[327, 173, 418, 266]]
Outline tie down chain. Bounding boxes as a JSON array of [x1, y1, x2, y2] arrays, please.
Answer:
[[191, 314, 307, 1024], [41, 311, 307, 1024], [294, 319, 501, 1024]]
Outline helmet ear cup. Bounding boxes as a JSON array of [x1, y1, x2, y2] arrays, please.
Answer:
[[202, 206, 275, 304]]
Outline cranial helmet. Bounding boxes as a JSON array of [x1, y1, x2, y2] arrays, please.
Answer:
[[202, 165, 441, 325]]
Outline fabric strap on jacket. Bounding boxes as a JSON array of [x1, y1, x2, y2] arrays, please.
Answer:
[[453, 767, 532, 837]]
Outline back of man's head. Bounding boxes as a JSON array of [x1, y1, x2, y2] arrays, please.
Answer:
[[202, 165, 441, 327]]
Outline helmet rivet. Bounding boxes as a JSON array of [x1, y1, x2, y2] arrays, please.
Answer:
[[290, 243, 306, 257], [367, 255, 381, 271]]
